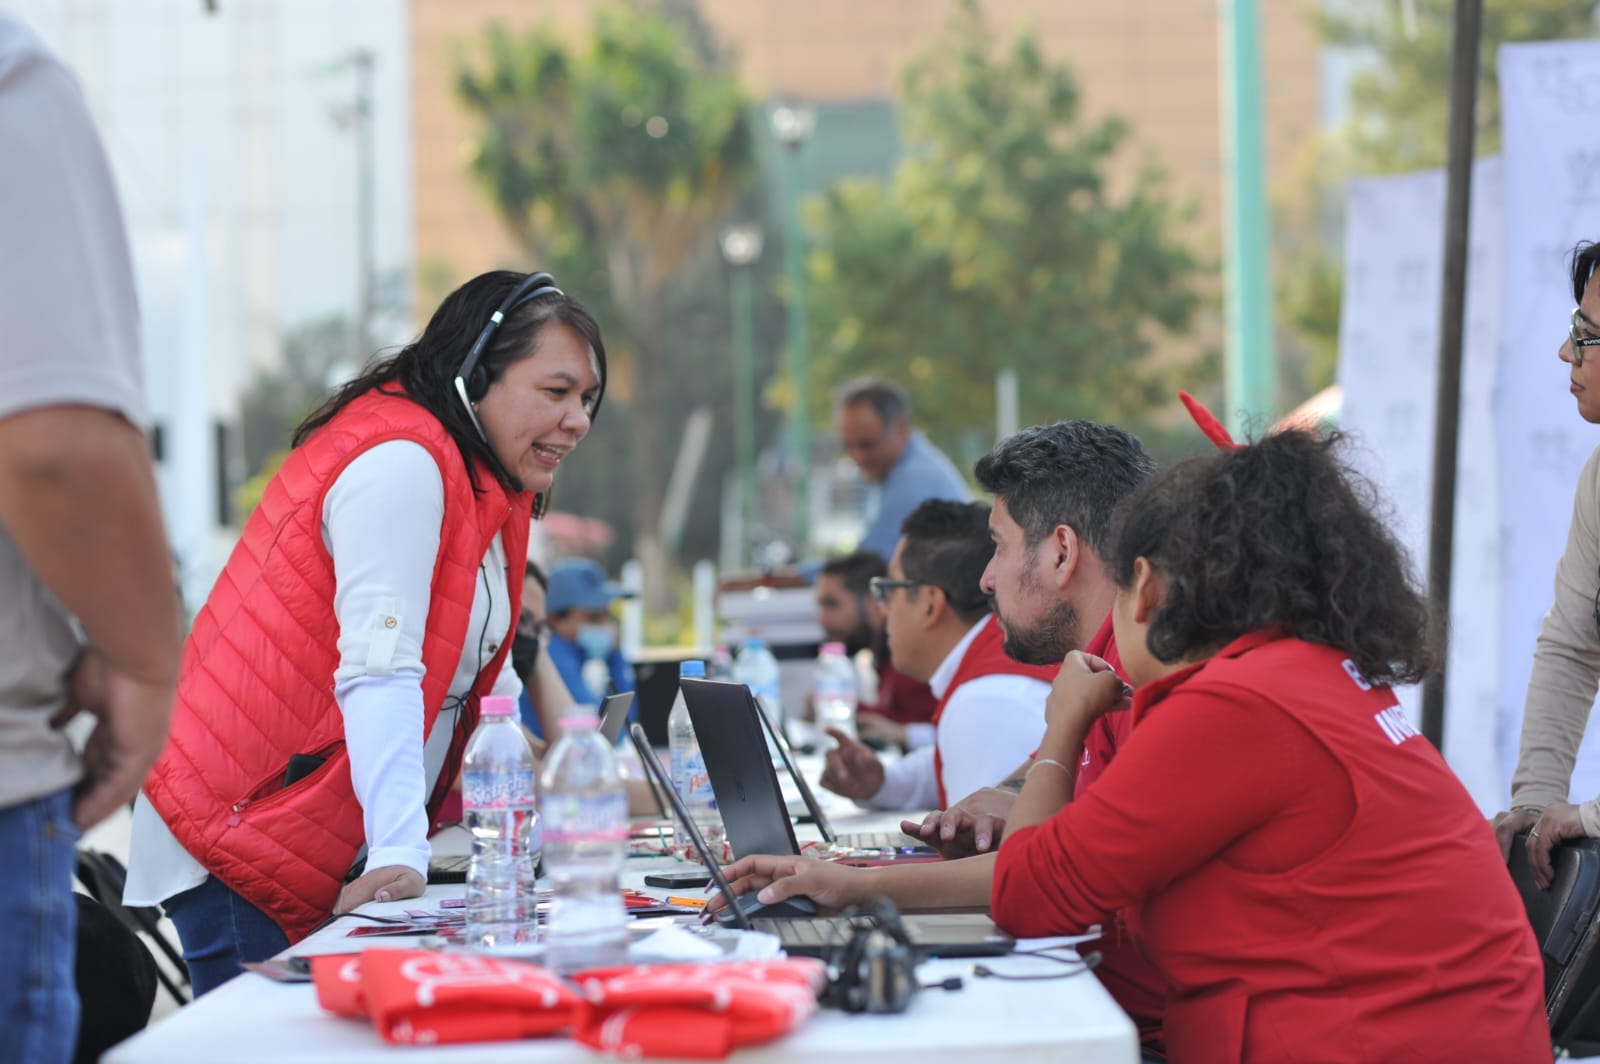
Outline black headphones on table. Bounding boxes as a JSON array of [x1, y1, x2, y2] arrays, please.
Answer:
[[821, 896, 925, 1014], [452, 270, 563, 441]]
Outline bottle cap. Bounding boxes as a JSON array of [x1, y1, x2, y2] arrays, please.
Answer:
[[743, 636, 765, 650], [821, 641, 846, 655], [679, 660, 707, 677], [480, 695, 517, 717]]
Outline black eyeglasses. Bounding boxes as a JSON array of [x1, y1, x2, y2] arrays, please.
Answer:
[[1571, 307, 1600, 368], [868, 577, 925, 605]]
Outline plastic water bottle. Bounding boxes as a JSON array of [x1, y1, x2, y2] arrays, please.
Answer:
[[734, 637, 785, 760], [541, 712, 629, 973], [813, 641, 859, 743], [462, 695, 539, 951], [667, 660, 726, 857]]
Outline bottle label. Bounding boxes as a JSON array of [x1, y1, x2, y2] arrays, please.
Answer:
[[543, 792, 628, 842], [671, 750, 717, 810], [462, 768, 535, 811]]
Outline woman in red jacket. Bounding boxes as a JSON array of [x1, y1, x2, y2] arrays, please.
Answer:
[[128, 271, 606, 994], [992, 428, 1548, 1063]]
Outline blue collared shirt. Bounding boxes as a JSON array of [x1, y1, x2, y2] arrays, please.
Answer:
[[860, 431, 971, 559]]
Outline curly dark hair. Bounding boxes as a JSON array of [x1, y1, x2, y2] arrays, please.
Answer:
[[294, 270, 606, 498], [1108, 429, 1435, 686], [897, 499, 994, 625]]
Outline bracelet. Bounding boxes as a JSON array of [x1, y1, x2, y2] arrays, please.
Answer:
[[1027, 757, 1073, 781]]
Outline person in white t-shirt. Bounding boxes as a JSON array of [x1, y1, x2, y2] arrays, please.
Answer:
[[127, 270, 606, 994]]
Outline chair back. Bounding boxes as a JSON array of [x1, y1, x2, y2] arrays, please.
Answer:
[[1508, 830, 1600, 1051]]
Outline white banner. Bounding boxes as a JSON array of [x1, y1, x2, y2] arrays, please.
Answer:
[[1495, 41, 1600, 807], [1336, 160, 1504, 812]]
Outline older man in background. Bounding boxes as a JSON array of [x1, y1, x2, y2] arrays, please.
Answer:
[[835, 377, 969, 560]]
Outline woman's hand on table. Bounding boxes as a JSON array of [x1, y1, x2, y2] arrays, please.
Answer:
[[336, 865, 426, 913], [715, 854, 868, 914]]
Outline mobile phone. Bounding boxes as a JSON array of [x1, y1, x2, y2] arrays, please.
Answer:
[[282, 752, 326, 787], [643, 870, 713, 889]]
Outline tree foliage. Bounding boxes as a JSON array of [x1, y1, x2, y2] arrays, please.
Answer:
[[1320, 0, 1599, 176], [803, 0, 1207, 442], [1273, 0, 1596, 401], [456, 2, 756, 600]]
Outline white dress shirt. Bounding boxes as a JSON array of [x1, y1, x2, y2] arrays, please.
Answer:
[[125, 440, 521, 905], [863, 615, 1050, 812]]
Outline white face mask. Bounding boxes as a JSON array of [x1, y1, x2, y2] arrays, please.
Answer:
[[576, 623, 615, 660]]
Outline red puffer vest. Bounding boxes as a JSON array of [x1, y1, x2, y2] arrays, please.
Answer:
[[931, 615, 1059, 807], [143, 388, 532, 942]]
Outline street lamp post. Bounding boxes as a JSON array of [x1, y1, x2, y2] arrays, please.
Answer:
[[719, 224, 764, 569], [770, 101, 815, 552]]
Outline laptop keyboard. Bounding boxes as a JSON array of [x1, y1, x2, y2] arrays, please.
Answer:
[[836, 831, 927, 850], [751, 918, 850, 949]]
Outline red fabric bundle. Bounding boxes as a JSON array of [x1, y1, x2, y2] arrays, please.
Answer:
[[570, 958, 827, 1059], [312, 950, 581, 1045]]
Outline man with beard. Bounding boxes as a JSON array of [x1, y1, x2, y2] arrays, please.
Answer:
[[813, 550, 937, 749], [720, 421, 1168, 1058]]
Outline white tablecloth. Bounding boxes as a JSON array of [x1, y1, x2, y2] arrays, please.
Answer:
[[106, 762, 1138, 1063]]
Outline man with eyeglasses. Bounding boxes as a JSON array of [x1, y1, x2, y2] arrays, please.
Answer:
[[819, 501, 1058, 812], [812, 551, 938, 750]]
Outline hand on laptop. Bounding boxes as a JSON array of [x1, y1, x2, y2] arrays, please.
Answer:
[[718, 854, 865, 914], [819, 729, 885, 801], [902, 786, 1016, 858], [1489, 806, 1541, 863]]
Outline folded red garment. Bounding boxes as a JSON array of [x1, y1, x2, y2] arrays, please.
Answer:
[[570, 959, 827, 1059], [313, 950, 581, 1045]]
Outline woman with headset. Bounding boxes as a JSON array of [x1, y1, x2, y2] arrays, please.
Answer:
[[124, 270, 604, 994]]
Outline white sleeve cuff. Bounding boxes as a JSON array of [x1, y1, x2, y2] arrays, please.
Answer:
[[863, 747, 939, 811]]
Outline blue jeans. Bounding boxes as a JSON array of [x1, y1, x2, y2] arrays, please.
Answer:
[[0, 787, 81, 1064], [164, 875, 289, 997]]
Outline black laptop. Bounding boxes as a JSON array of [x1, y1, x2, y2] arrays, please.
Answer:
[[679, 678, 937, 857], [627, 723, 1012, 959]]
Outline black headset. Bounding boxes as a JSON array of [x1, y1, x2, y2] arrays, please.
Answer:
[[452, 270, 563, 441], [821, 896, 921, 1014]]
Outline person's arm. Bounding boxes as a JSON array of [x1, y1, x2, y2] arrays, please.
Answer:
[[324, 442, 442, 903], [861, 744, 940, 810], [0, 407, 180, 828], [992, 677, 1330, 939], [525, 642, 575, 741], [0, 35, 180, 830], [722, 850, 998, 913]]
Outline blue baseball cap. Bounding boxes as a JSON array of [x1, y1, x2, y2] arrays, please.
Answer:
[[546, 558, 627, 615]]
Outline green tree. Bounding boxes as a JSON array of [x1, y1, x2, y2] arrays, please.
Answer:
[[803, 0, 1207, 441], [456, 1, 756, 607], [1322, 0, 1598, 175], [1275, 0, 1598, 400]]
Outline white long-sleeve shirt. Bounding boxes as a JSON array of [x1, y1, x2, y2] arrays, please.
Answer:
[[125, 440, 521, 905], [862, 615, 1050, 812]]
